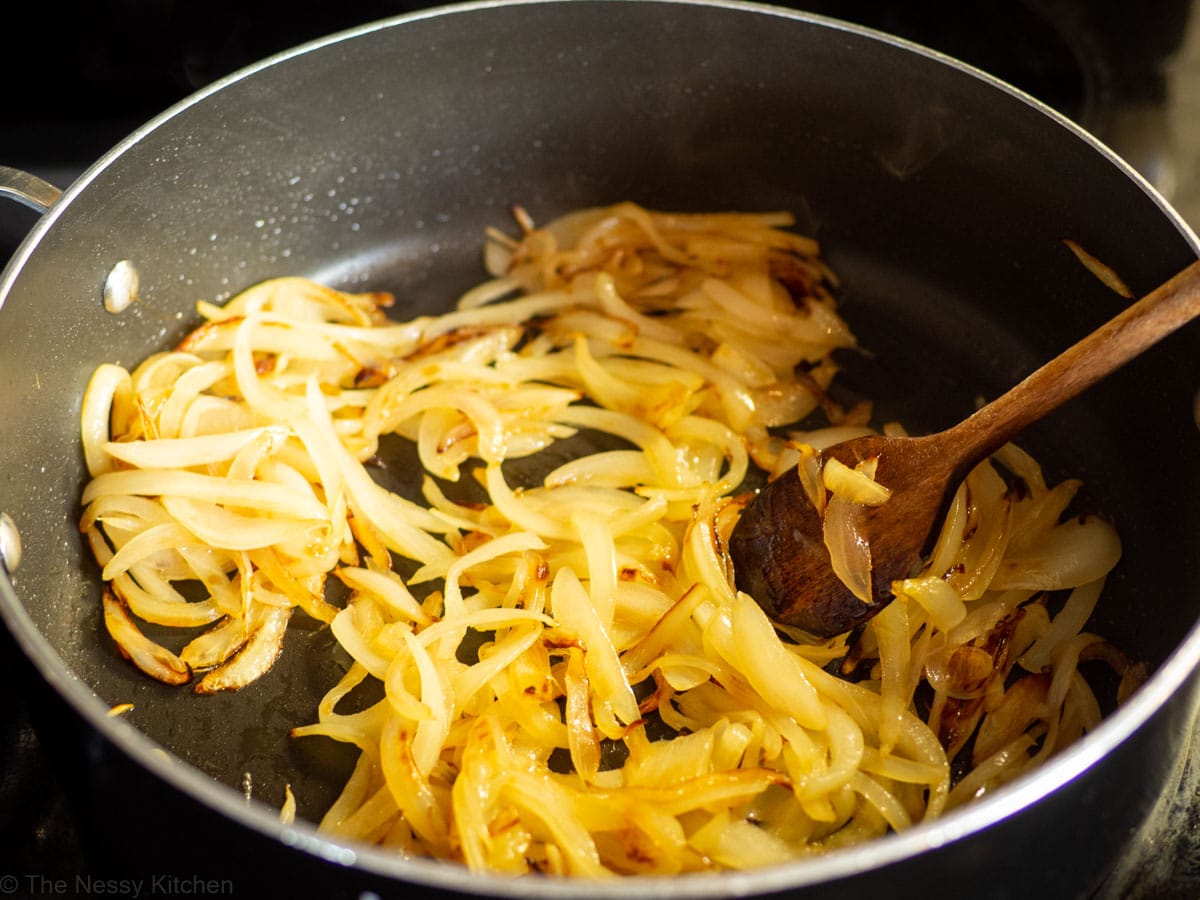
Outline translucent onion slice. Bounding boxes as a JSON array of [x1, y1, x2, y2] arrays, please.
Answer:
[[702, 277, 848, 349], [82, 469, 328, 520], [849, 770, 912, 833], [451, 622, 544, 717], [722, 592, 827, 730], [181, 613, 253, 670], [81, 364, 133, 477], [871, 600, 911, 754], [564, 648, 602, 783], [196, 605, 292, 693], [593, 272, 685, 345], [992, 517, 1122, 591], [947, 731, 1039, 810], [101, 590, 192, 686], [1063, 238, 1133, 298], [104, 426, 290, 470], [624, 336, 758, 433], [279, 785, 297, 825], [156, 360, 231, 439], [822, 494, 873, 604], [335, 447, 457, 569], [330, 601, 392, 680], [632, 653, 720, 692], [550, 567, 640, 728], [248, 548, 337, 624], [398, 629, 453, 777], [441, 531, 547, 620], [822, 457, 892, 506], [972, 673, 1050, 767], [1019, 578, 1105, 673], [747, 380, 823, 430], [575, 336, 699, 431], [99, 522, 202, 582], [162, 496, 320, 552], [544, 450, 655, 489], [894, 575, 967, 632], [626, 726, 716, 788], [709, 340, 778, 388], [337, 566, 430, 624]]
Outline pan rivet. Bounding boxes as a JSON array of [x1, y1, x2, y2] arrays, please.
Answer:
[[103, 259, 140, 314], [0, 513, 21, 574]]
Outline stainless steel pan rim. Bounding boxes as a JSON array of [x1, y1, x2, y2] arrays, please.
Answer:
[[1, 0, 1198, 895]]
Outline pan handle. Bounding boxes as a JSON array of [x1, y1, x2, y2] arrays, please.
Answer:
[[0, 165, 62, 212]]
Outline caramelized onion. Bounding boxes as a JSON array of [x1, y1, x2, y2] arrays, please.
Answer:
[[101, 590, 191, 686], [822, 494, 873, 604], [77, 202, 1135, 876]]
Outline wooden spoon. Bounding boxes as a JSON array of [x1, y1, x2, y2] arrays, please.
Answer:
[[728, 259, 1200, 638]]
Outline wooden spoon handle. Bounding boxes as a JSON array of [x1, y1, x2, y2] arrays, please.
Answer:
[[947, 258, 1200, 463]]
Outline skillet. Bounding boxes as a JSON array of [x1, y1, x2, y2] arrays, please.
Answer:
[[1, 2, 1198, 896]]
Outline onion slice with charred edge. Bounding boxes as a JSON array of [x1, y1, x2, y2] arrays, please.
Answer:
[[101, 590, 192, 686]]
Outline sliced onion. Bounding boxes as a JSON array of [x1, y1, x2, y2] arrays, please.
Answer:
[[196, 605, 292, 693], [80, 364, 133, 476], [76, 204, 1134, 874], [822, 457, 891, 506], [102, 590, 192, 686], [83, 469, 328, 520], [550, 567, 640, 728], [823, 493, 873, 604], [1063, 238, 1133, 298], [894, 576, 966, 632], [400, 629, 452, 776], [1019, 578, 1105, 673], [972, 673, 1050, 766], [337, 566, 430, 624], [564, 648, 602, 782], [724, 592, 827, 730], [441, 531, 547, 619], [163, 496, 320, 552], [993, 517, 1121, 591], [99, 522, 201, 582]]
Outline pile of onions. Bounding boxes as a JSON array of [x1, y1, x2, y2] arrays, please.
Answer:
[[79, 203, 1143, 876]]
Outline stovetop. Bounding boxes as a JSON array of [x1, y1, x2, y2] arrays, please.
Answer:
[[3, 2, 1200, 897]]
